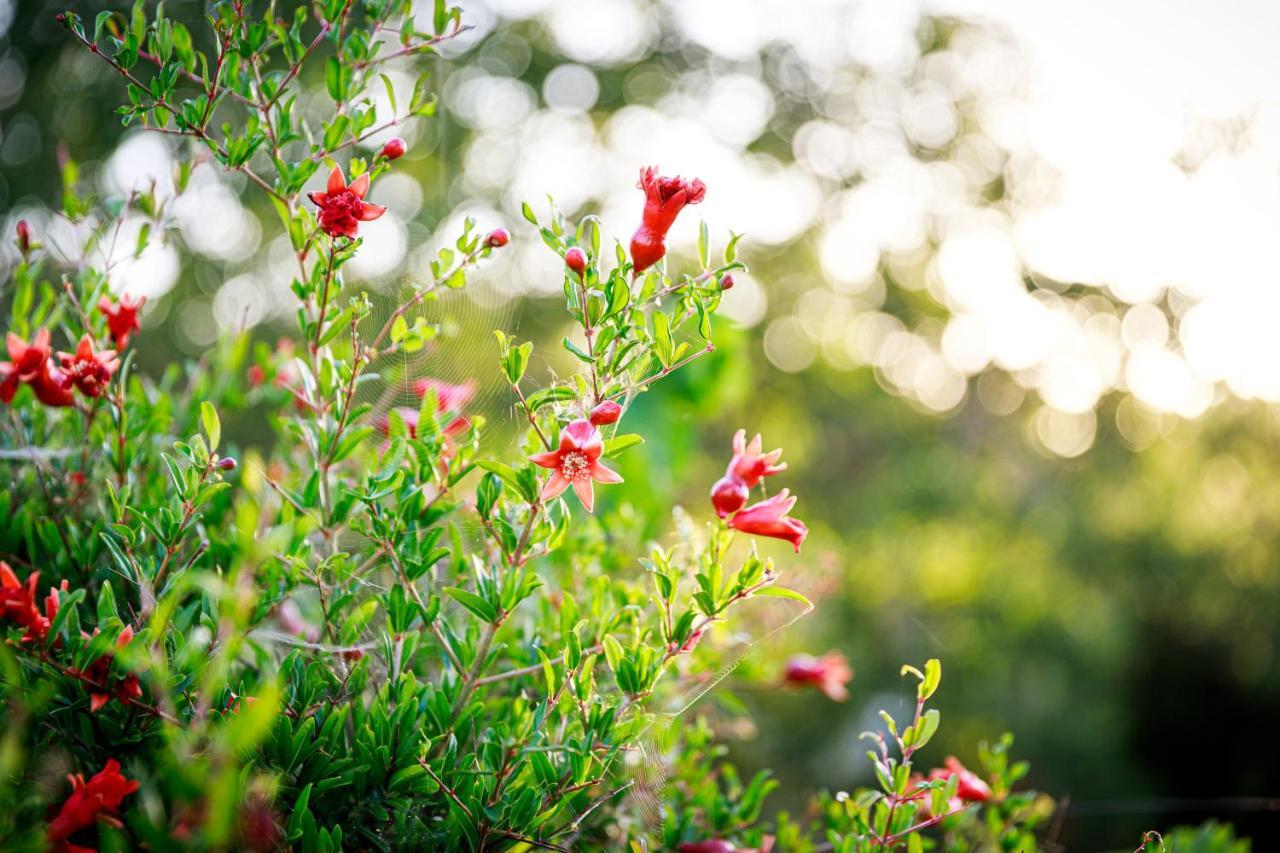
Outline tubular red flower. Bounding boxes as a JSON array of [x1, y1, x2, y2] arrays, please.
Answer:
[[710, 475, 749, 519], [46, 759, 139, 846], [564, 246, 587, 275], [783, 652, 852, 701], [727, 489, 808, 552], [928, 756, 992, 803], [587, 399, 622, 426], [97, 293, 146, 349], [0, 563, 66, 644], [1, 329, 74, 407], [679, 838, 774, 853], [58, 335, 119, 398], [529, 419, 623, 512], [307, 165, 387, 239], [726, 429, 786, 487], [629, 166, 706, 273]]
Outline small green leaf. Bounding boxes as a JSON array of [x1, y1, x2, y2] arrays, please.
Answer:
[[200, 401, 220, 452]]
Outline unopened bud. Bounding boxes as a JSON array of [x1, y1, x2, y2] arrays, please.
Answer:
[[217, 457, 237, 471], [588, 400, 622, 426], [380, 137, 406, 160], [485, 228, 509, 249], [15, 221, 31, 255], [719, 274, 734, 291], [565, 247, 587, 276]]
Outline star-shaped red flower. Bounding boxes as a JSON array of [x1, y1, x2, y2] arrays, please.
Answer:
[[308, 165, 387, 239]]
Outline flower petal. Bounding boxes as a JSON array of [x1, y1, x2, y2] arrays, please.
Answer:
[[358, 202, 386, 221], [589, 460, 623, 484], [327, 165, 346, 195], [572, 476, 595, 512], [529, 450, 562, 469], [349, 172, 370, 199], [541, 471, 570, 501]]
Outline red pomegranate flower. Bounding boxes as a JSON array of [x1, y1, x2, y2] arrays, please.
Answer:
[[727, 489, 808, 552], [783, 652, 852, 701], [928, 756, 992, 803], [307, 165, 387, 239], [97, 294, 146, 349], [411, 377, 477, 412], [630, 166, 706, 273], [58, 335, 119, 398], [726, 429, 786, 487], [710, 430, 787, 518], [529, 419, 623, 512], [1, 329, 73, 407], [679, 838, 774, 853], [0, 563, 65, 644], [46, 759, 139, 849]]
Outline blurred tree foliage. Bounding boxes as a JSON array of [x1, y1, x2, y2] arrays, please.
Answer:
[[3, 1, 1279, 847]]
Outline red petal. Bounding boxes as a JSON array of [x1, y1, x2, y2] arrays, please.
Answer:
[[358, 202, 386, 222], [572, 477, 595, 512], [327, 165, 346, 195], [349, 172, 370, 199]]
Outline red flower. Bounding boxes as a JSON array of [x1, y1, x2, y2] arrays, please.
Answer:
[[0, 563, 65, 644], [411, 377, 477, 412], [630, 166, 706, 273], [564, 246, 587, 276], [1, 329, 74, 407], [380, 137, 407, 160], [928, 756, 992, 803], [679, 838, 774, 853], [307, 165, 387, 239], [727, 489, 808, 552], [46, 759, 139, 849], [58, 335, 119, 398], [726, 429, 786, 488], [72, 626, 143, 712], [529, 419, 623, 512], [587, 400, 622, 426], [97, 294, 146, 349], [783, 652, 852, 701], [710, 476, 749, 519]]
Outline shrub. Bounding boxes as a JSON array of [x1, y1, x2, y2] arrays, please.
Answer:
[[0, 1, 1061, 850]]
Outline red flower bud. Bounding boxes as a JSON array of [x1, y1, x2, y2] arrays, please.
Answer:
[[15, 220, 31, 254], [380, 137, 407, 160], [564, 247, 587, 276], [588, 400, 622, 426], [720, 274, 734, 290], [485, 228, 510, 248], [217, 457, 237, 471], [710, 476, 749, 519]]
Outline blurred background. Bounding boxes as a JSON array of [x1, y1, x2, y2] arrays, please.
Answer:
[[4, 0, 1280, 847]]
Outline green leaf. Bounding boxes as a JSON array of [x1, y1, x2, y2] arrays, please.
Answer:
[[562, 336, 595, 364], [751, 586, 813, 610], [444, 587, 498, 623], [200, 401, 220, 452], [603, 434, 644, 457]]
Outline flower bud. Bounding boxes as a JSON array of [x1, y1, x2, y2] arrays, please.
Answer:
[[588, 400, 622, 426], [485, 228, 510, 249], [564, 246, 587, 275], [380, 137, 407, 160], [15, 220, 31, 255], [217, 457, 237, 471], [710, 476, 749, 518], [719, 274, 734, 290]]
